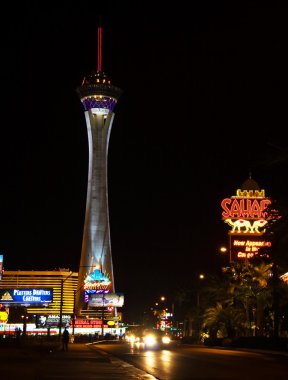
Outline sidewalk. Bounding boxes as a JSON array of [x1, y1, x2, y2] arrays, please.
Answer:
[[188, 343, 288, 357], [0, 342, 157, 379]]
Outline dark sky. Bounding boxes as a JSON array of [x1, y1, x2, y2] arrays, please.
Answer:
[[1, 2, 288, 322]]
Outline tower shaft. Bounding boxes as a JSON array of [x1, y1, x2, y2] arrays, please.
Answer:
[[75, 109, 116, 315]]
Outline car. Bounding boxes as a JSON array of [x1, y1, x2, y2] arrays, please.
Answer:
[[126, 328, 175, 350]]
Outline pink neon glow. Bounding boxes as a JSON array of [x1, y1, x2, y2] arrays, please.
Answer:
[[97, 26, 102, 72]]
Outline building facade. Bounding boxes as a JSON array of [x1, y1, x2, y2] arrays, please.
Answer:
[[0, 270, 77, 335]]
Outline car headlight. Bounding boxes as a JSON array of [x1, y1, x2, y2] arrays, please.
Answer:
[[131, 335, 137, 343], [162, 336, 171, 344], [143, 334, 157, 347]]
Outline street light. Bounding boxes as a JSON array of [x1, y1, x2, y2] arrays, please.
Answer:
[[160, 296, 170, 333], [71, 283, 85, 341], [72, 289, 76, 340], [193, 273, 205, 342], [59, 271, 73, 339], [101, 292, 105, 337], [220, 246, 232, 266], [197, 274, 205, 307], [21, 310, 28, 337]]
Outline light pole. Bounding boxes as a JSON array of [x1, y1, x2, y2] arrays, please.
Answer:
[[160, 296, 168, 333], [59, 279, 64, 337], [71, 282, 86, 341], [164, 308, 168, 333], [197, 273, 205, 306], [229, 234, 232, 263], [72, 289, 76, 340], [21, 309, 28, 338], [101, 292, 105, 337], [195, 274, 205, 342], [59, 271, 73, 338]]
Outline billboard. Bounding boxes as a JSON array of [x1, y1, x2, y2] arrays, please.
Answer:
[[88, 292, 124, 307], [221, 185, 273, 263], [221, 194, 271, 235], [230, 236, 272, 262], [0, 288, 53, 305], [36, 314, 71, 328]]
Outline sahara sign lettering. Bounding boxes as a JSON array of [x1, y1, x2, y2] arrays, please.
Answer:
[[221, 198, 271, 220], [221, 187, 271, 236]]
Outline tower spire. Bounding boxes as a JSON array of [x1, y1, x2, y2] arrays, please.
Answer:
[[97, 21, 102, 73]]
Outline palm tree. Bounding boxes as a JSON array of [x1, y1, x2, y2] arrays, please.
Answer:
[[250, 262, 273, 335], [202, 301, 246, 339], [172, 287, 194, 337], [199, 271, 246, 339], [211, 262, 274, 337]]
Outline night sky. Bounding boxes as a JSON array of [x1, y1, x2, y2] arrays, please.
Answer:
[[1, 2, 288, 322]]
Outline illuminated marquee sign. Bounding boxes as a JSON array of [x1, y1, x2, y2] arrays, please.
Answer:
[[231, 237, 272, 261], [221, 197, 271, 220], [221, 186, 273, 262], [88, 293, 124, 307], [221, 188, 271, 236], [37, 314, 71, 328], [83, 268, 111, 291], [72, 319, 103, 328], [84, 289, 109, 303], [0, 289, 53, 305]]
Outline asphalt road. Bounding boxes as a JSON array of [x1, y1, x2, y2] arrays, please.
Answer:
[[94, 341, 288, 380]]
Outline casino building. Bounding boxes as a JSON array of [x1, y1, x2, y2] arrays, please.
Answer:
[[0, 269, 77, 335], [0, 269, 124, 336]]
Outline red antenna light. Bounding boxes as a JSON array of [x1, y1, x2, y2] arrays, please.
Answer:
[[97, 26, 102, 73]]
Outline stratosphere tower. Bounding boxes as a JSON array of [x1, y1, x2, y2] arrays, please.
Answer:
[[75, 25, 122, 316]]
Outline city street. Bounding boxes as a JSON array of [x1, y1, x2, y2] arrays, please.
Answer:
[[94, 341, 288, 380], [1, 340, 288, 380]]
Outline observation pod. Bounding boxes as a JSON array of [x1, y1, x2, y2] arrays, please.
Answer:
[[75, 69, 122, 316]]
